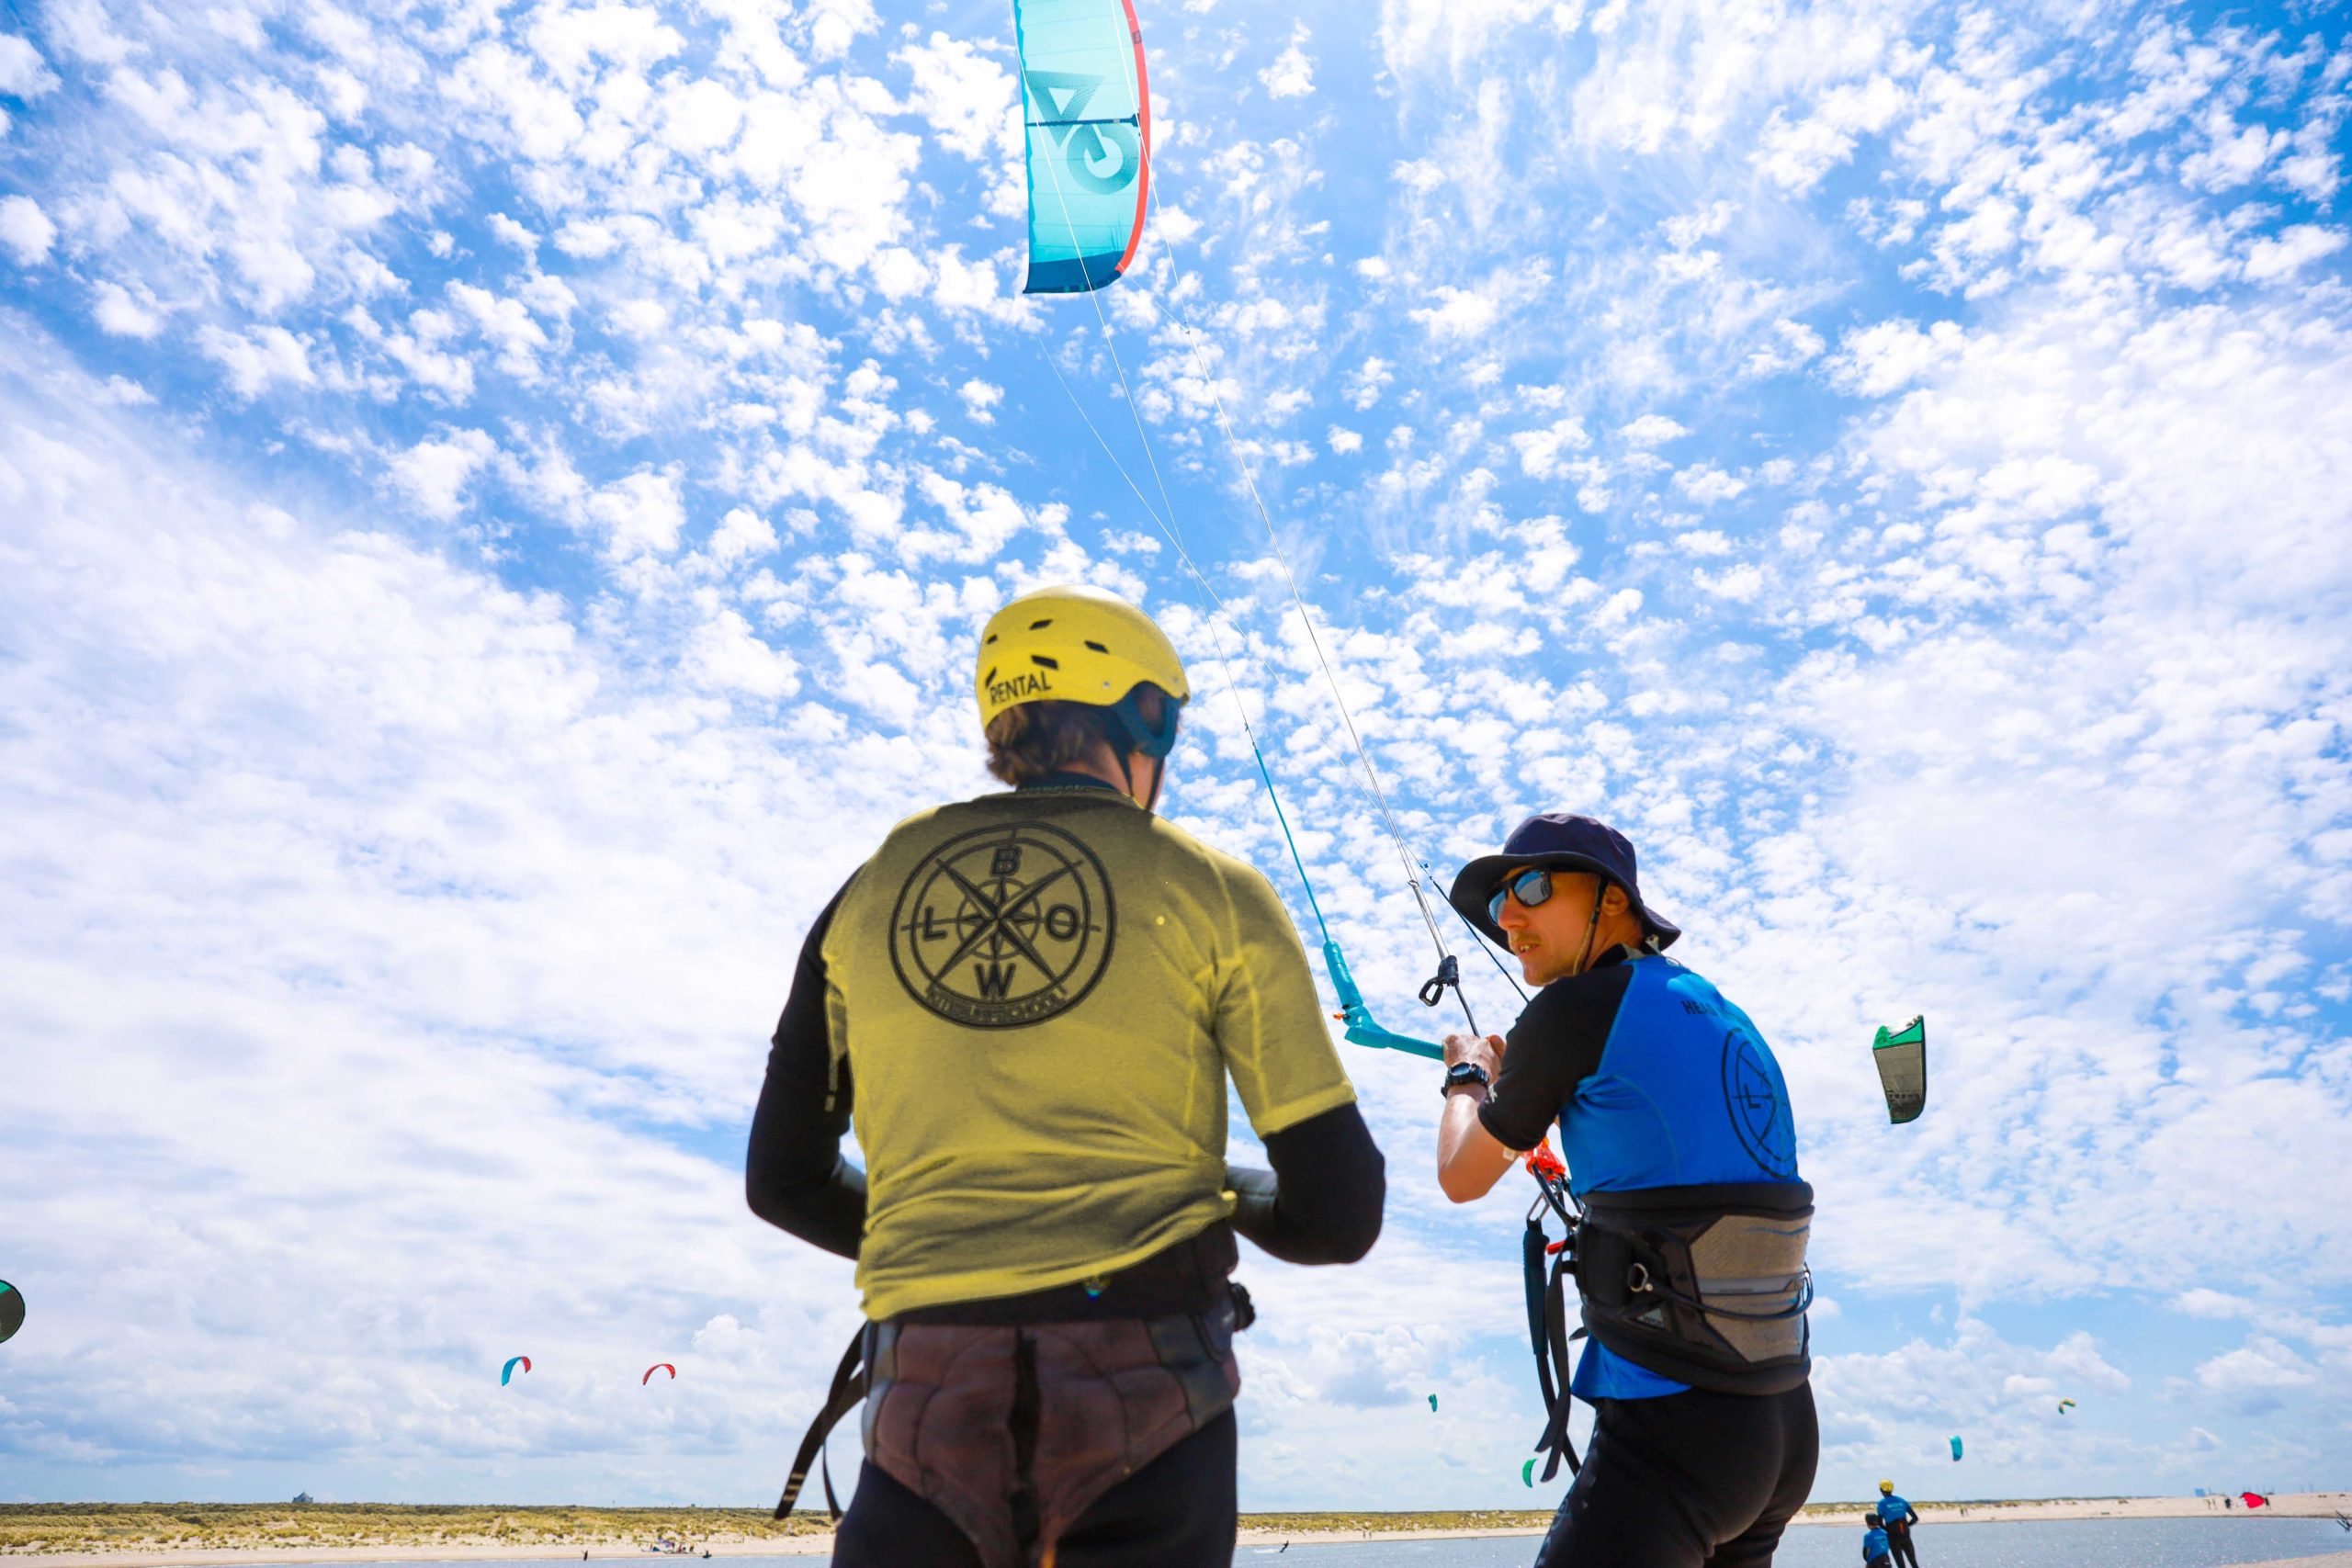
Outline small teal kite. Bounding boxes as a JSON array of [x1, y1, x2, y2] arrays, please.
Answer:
[[501, 1355, 531, 1386]]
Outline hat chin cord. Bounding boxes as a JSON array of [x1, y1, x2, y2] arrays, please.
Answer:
[[1564, 882, 1606, 979]]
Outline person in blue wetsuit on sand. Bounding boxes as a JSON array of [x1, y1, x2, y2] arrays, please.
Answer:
[[1434, 814, 1819, 1568], [1876, 1480, 1921, 1567], [1861, 1515, 1892, 1567]]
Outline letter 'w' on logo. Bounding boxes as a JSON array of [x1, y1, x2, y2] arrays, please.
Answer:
[[974, 961, 1016, 999]]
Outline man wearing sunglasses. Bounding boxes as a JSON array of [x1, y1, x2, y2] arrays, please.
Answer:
[[1433, 813, 1819, 1568]]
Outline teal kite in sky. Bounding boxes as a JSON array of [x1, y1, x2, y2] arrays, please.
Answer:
[[0, 1280, 22, 1345], [501, 1355, 530, 1386], [1013, 0, 1150, 293]]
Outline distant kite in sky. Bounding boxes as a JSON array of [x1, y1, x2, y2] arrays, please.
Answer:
[[2057, 1398, 2076, 1414], [0, 1280, 22, 1344], [644, 1363, 676, 1385], [1872, 1016, 1928, 1123], [1522, 1458, 1538, 1488], [501, 1355, 531, 1386], [1428, 1393, 1438, 1412], [1014, 0, 1150, 294], [1950, 1436, 1963, 1461]]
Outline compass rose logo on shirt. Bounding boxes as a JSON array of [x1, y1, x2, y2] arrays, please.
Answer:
[[1720, 1026, 1799, 1179], [889, 821, 1116, 1028]]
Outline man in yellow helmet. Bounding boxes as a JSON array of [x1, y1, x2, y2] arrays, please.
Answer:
[[747, 585, 1385, 1568]]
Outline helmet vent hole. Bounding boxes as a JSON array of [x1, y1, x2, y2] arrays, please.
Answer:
[[982, 666, 997, 685], [1030, 654, 1060, 670], [984, 633, 998, 645], [1083, 640, 1109, 653], [1028, 618, 1053, 630]]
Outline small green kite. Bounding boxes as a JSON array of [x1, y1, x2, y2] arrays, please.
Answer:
[[0, 1280, 24, 1345], [1871, 1016, 1928, 1124]]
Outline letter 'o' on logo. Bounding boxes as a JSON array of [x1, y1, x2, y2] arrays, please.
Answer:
[[888, 821, 1115, 1028]]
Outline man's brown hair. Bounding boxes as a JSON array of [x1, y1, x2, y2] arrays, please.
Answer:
[[983, 687, 1169, 786]]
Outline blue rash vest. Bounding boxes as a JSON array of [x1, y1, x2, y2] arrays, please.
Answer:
[[1877, 1495, 1918, 1533], [1862, 1525, 1891, 1562], [1480, 948, 1804, 1401]]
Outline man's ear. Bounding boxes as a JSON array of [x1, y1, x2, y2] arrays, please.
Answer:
[[1601, 879, 1631, 914]]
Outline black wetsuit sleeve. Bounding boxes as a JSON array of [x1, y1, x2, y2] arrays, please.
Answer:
[[1225, 1102, 1385, 1264], [1477, 962, 1636, 1151], [745, 878, 865, 1259]]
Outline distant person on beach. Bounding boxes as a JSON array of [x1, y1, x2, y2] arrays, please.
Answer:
[[1434, 815, 1817, 1567], [1861, 1514, 1892, 1567], [1876, 1481, 1921, 1568], [748, 589, 1385, 1568]]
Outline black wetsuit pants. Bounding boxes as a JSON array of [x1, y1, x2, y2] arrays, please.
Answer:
[[830, 1409, 1235, 1568], [1887, 1529, 1919, 1568], [1533, 1382, 1820, 1568]]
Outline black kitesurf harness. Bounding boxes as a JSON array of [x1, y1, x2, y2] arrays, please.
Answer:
[[1520, 1147, 1816, 1485]]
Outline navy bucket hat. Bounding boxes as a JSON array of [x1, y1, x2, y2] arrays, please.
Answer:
[[1448, 812, 1681, 953]]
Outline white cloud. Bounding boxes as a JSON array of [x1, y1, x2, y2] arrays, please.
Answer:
[[2244, 223, 2347, 284], [1408, 285, 1498, 339], [90, 279, 165, 337], [1827, 318, 1966, 397], [1618, 413, 1689, 447], [957, 378, 1003, 425], [0, 33, 62, 97], [1261, 23, 1317, 100], [2196, 1337, 2317, 1394], [0, 193, 56, 264], [390, 428, 497, 521], [197, 324, 313, 400], [586, 468, 689, 558]]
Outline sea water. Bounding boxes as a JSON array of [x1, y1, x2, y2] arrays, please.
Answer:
[[1230, 1517, 2351, 1567]]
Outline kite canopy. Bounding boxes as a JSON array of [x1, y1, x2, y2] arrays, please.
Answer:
[[644, 1362, 676, 1385], [501, 1355, 531, 1386], [2241, 1493, 2269, 1508], [0, 1280, 23, 1345], [1872, 1016, 1928, 1124], [1950, 1435, 1963, 1461], [1015, 0, 1150, 294], [2057, 1398, 2076, 1414]]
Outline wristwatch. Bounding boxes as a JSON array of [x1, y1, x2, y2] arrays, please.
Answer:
[[1441, 1061, 1491, 1099]]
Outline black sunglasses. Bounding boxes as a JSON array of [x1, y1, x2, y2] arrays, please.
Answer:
[[1487, 867, 1558, 926]]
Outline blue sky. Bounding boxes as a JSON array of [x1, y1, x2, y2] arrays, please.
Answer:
[[4, 0, 2350, 1513]]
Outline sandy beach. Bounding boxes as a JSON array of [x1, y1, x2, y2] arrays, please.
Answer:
[[5, 1493, 2346, 1566]]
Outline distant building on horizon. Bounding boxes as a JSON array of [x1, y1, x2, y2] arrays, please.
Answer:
[[292, 1493, 313, 1506]]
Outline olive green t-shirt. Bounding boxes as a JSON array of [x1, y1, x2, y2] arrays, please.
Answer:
[[821, 782, 1356, 1320]]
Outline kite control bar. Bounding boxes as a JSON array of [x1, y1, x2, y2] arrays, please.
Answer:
[[1324, 940, 1445, 1060]]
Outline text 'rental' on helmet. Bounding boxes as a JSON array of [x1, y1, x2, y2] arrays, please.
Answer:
[[977, 585, 1191, 758]]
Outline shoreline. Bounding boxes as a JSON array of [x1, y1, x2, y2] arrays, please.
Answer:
[[6, 1493, 2346, 1566]]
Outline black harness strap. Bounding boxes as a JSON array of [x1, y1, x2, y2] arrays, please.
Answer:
[[1521, 1175, 1583, 1482], [773, 1327, 868, 1520]]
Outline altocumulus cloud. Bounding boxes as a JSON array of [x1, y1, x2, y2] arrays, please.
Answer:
[[1, 0, 2349, 1508]]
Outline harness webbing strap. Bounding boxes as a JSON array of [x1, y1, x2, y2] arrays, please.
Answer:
[[774, 1328, 867, 1520]]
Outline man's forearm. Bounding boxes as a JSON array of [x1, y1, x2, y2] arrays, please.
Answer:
[[1436, 1086, 1514, 1201]]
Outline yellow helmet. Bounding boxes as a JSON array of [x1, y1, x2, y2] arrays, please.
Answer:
[[977, 585, 1190, 752], [1879, 1480, 1894, 1494]]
